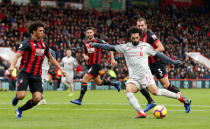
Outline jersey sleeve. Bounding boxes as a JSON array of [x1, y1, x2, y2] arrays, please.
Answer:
[[97, 39, 107, 44], [44, 43, 51, 57], [115, 44, 126, 54], [83, 42, 88, 54], [148, 30, 160, 45], [17, 40, 30, 54], [144, 43, 156, 56]]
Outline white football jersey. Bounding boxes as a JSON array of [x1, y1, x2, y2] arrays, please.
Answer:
[[61, 56, 78, 73], [115, 42, 156, 79], [42, 57, 50, 71]]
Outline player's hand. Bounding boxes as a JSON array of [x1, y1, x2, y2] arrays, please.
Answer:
[[111, 59, 117, 67], [84, 55, 89, 60], [60, 69, 67, 77], [8, 65, 15, 73]]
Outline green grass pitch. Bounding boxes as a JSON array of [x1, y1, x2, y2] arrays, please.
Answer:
[[0, 89, 209, 129]]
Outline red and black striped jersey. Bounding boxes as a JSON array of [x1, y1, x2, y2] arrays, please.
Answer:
[[84, 38, 105, 66], [140, 29, 163, 64], [17, 38, 51, 77]]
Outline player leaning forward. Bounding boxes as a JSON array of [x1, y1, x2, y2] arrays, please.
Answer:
[[9, 22, 66, 119], [90, 27, 191, 118]]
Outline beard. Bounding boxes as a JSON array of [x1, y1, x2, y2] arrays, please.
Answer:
[[88, 35, 94, 40], [132, 41, 139, 46]]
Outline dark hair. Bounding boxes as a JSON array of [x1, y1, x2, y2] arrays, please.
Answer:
[[85, 27, 94, 32], [28, 22, 44, 34], [137, 17, 147, 24], [127, 27, 141, 37]]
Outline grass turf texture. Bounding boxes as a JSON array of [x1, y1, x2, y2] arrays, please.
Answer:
[[0, 89, 209, 129]]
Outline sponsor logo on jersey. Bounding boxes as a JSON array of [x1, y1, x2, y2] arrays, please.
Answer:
[[35, 49, 45, 56]]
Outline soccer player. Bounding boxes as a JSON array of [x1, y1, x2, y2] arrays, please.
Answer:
[[61, 49, 78, 96], [9, 22, 66, 119], [90, 27, 191, 118], [137, 18, 191, 113], [38, 48, 56, 105], [70, 27, 121, 105]]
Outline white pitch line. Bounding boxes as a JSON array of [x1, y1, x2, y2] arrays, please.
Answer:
[[1, 102, 210, 107], [0, 107, 207, 112]]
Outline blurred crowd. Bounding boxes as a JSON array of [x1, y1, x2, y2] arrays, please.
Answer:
[[0, 2, 209, 82]]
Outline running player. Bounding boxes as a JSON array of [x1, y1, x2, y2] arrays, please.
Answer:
[[137, 18, 191, 113], [61, 49, 78, 96], [90, 27, 191, 118], [70, 27, 121, 105], [9, 22, 66, 119]]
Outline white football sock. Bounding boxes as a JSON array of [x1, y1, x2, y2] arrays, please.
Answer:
[[126, 92, 144, 113], [64, 82, 70, 88], [70, 83, 74, 93], [156, 89, 179, 99]]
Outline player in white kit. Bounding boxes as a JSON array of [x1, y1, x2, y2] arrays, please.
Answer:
[[90, 27, 191, 118], [61, 49, 78, 96], [38, 49, 56, 105]]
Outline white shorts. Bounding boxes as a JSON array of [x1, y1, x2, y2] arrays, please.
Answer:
[[62, 72, 74, 83], [126, 73, 155, 90]]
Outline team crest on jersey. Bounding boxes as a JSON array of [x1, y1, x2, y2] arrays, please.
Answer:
[[20, 79, 23, 83], [35, 49, 45, 56]]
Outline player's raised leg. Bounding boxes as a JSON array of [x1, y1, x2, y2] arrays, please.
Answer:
[[147, 83, 191, 112], [159, 75, 191, 113], [16, 92, 42, 119], [125, 81, 147, 118]]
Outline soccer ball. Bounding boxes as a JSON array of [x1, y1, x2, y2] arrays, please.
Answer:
[[153, 105, 167, 119]]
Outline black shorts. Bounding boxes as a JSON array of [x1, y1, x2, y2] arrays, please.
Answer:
[[87, 64, 102, 78], [17, 72, 43, 93], [149, 62, 168, 79]]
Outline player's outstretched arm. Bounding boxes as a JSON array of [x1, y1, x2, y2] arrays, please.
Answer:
[[90, 43, 116, 51], [155, 51, 180, 65], [47, 54, 66, 76]]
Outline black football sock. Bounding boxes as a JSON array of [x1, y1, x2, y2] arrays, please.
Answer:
[[19, 99, 38, 112], [167, 84, 180, 93], [102, 80, 116, 86], [140, 89, 154, 104], [78, 83, 87, 102]]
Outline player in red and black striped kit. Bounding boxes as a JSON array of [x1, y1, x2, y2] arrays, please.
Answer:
[[137, 18, 191, 113], [70, 27, 121, 105], [9, 22, 66, 119]]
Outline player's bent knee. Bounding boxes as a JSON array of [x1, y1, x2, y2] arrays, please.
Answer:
[[125, 87, 133, 93], [151, 91, 158, 95], [95, 80, 102, 85], [17, 95, 25, 100], [33, 96, 42, 103], [16, 93, 26, 100]]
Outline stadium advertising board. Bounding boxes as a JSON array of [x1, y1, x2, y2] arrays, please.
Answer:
[[65, 2, 83, 9], [126, 0, 157, 7], [1, 80, 209, 91], [162, 0, 203, 8]]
